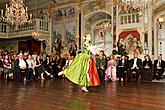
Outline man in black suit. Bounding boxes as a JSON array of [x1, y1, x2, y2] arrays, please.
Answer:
[[154, 54, 165, 80], [129, 52, 142, 81]]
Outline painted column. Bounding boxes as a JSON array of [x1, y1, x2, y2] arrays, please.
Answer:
[[49, 18, 53, 54], [141, 11, 145, 54], [147, 2, 153, 56], [116, 4, 119, 45], [48, 9, 53, 54], [76, 6, 80, 50], [111, 6, 114, 47], [62, 19, 66, 41], [154, 18, 158, 59], [80, 6, 83, 50]]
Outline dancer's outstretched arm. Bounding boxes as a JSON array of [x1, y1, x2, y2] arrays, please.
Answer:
[[87, 43, 104, 55]]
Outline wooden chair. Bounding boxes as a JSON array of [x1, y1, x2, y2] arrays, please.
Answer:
[[19, 69, 26, 81], [142, 69, 152, 81], [130, 70, 142, 83]]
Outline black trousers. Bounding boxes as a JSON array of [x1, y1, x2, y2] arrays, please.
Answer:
[[98, 69, 105, 84], [117, 67, 127, 82], [154, 69, 163, 80], [26, 68, 34, 80]]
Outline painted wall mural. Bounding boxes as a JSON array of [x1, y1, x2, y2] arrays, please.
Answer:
[[0, 41, 18, 52], [53, 23, 62, 41], [118, 30, 143, 55], [52, 7, 77, 53], [65, 21, 76, 43], [94, 29, 113, 56], [118, 1, 140, 15]]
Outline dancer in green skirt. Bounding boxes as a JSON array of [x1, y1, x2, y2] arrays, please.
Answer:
[[59, 34, 104, 92]]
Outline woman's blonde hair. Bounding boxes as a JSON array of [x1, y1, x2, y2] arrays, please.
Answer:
[[109, 54, 115, 59]]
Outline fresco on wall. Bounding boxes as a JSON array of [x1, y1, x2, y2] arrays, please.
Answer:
[[53, 23, 62, 41], [52, 7, 77, 53], [65, 21, 76, 44], [53, 7, 76, 22], [94, 29, 113, 56], [0, 41, 18, 52], [118, 1, 140, 14], [118, 31, 143, 55]]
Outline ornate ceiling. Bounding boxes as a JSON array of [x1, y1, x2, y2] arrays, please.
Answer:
[[154, 0, 165, 13], [0, 0, 165, 13], [0, 0, 72, 9]]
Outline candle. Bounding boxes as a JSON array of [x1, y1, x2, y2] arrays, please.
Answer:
[[30, 14, 32, 18]]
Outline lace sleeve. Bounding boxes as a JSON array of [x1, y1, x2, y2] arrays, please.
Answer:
[[87, 43, 104, 55]]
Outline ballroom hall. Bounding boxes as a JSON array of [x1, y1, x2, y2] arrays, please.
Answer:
[[0, 0, 165, 110]]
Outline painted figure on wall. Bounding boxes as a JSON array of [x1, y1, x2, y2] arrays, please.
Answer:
[[125, 36, 143, 55], [118, 34, 143, 55], [117, 38, 127, 55], [66, 22, 76, 43]]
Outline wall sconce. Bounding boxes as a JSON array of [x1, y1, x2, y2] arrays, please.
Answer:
[[158, 18, 164, 29], [32, 30, 40, 39]]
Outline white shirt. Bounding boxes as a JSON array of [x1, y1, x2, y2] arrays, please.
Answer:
[[19, 59, 26, 68], [32, 54, 37, 60], [157, 60, 161, 67], [26, 59, 34, 69], [65, 60, 72, 67], [132, 58, 137, 68]]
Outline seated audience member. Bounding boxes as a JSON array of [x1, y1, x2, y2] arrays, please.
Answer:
[[43, 55, 53, 78], [58, 55, 73, 76], [18, 53, 28, 81], [58, 54, 67, 73], [96, 50, 107, 84], [117, 55, 129, 82], [63, 55, 73, 69], [105, 54, 117, 82], [34, 55, 51, 80], [154, 54, 165, 80], [3, 54, 12, 80], [0, 55, 3, 79], [129, 52, 142, 81], [69, 40, 77, 58], [11, 54, 19, 81], [32, 52, 38, 61], [26, 55, 35, 81], [142, 55, 152, 81], [51, 53, 60, 78]]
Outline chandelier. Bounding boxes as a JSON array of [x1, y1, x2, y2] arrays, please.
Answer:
[[122, 0, 150, 11], [4, 0, 31, 29]]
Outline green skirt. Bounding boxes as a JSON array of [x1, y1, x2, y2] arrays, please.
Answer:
[[64, 53, 90, 86]]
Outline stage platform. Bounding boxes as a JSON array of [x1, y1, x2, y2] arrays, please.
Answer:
[[0, 79, 165, 110]]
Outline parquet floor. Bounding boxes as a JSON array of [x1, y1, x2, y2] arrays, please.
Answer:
[[0, 79, 165, 110]]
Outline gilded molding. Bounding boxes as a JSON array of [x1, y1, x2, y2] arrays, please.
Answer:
[[83, 0, 112, 16]]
